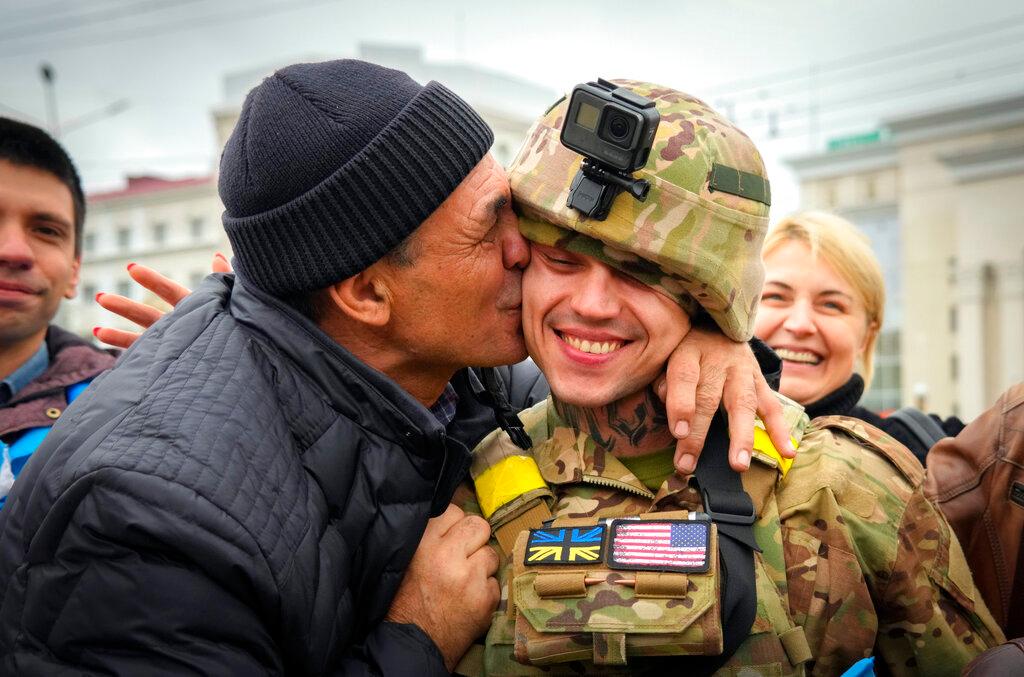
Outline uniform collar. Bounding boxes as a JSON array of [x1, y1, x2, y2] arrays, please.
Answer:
[[533, 402, 693, 505]]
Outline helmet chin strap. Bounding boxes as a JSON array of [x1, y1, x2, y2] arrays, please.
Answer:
[[478, 367, 533, 451]]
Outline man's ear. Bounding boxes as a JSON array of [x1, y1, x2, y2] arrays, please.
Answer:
[[63, 256, 81, 300], [325, 269, 393, 327]]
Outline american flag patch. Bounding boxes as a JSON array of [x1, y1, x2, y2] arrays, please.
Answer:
[[525, 525, 606, 565], [607, 519, 711, 573]]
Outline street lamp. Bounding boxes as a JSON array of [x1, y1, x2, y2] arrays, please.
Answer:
[[39, 62, 59, 137]]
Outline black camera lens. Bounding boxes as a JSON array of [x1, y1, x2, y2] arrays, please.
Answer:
[[608, 114, 630, 139]]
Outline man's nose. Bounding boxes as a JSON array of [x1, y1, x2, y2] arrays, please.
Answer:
[[499, 211, 530, 270], [782, 300, 816, 336], [0, 221, 35, 270], [570, 265, 621, 320]]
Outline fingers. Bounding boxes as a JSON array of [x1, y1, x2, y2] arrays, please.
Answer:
[[448, 514, 493, 556], [426, 503, 467, 538], [755, 375, 796, 458], [127, 262, 192, 307], [95, 292, 163, 329], [663, 344, 700, 440], [468, 543, 500, 578], [92, 326, 141, 350], [722, 365, 757, 471], [211, 252, 233, 274], [672, 363, 725, 473]]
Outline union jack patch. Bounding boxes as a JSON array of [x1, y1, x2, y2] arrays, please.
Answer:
[[524, 525, 606, 565], [607, 519, 710, 573]]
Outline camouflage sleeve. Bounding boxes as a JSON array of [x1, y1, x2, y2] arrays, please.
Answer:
[[451, 479, 483, 517], [871, 485, 1005, 675]]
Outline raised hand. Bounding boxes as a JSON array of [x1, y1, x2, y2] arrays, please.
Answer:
[[385, 504, 500, 671], [657, 327, 796, 474], [94, 253, 232, 349]]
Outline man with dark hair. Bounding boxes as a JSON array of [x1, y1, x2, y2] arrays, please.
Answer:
[[0, 117, 114, 507]]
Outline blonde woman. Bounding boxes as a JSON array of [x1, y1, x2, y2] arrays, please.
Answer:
[[754, 211, 962, 462]]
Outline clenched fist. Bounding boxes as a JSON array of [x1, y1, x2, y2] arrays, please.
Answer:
[[386, 504, 499, 671]]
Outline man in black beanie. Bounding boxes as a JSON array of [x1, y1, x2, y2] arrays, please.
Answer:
[[0, 59, 522, 676], [0, 59, 793, 676]]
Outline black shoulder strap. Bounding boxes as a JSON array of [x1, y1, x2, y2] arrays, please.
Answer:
[[888, 407, 948, 450], [679, 409, 759, 674]]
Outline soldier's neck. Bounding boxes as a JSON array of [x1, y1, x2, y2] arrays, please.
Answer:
[[552, 384, 676, 458]]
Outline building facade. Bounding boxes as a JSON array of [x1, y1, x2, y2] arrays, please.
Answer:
[[787, 94, 1024, 419], [60, 175, 227, 339]]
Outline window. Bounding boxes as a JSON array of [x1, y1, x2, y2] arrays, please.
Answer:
[[152, 222, 167, 246], [116, 227, 131, 251], [116, 280, 131, 299], [81, 283, 96, 302], [189, 271, 205, 289], [83, 233, 96, 253], [190, 217, 205, 241]]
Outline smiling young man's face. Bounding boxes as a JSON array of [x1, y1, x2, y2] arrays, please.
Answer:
[[522, 241, 692, 408]]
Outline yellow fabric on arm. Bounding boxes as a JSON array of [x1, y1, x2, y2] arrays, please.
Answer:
[[616, 448, 676, 492], [752, 424, 797, 477], [473, 454, 547, 519]]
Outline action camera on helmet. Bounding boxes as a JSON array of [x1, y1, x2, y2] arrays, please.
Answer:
[[560, 79, 661, 220]]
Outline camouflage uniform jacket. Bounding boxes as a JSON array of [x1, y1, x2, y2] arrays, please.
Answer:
[[459, 398, 1004, 677]]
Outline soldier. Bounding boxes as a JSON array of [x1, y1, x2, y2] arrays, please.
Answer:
[[455, 81, 1003, 676]]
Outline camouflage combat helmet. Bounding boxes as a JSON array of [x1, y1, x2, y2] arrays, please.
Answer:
[[509, 80, 771, 341]]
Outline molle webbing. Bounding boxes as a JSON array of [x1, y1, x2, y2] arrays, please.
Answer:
[[494, 500, 552, 560]]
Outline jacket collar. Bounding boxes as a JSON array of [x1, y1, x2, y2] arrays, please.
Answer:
[[227, 275, 471, 514], [229, 274, 451, 451], [4, 326, 115, 408]]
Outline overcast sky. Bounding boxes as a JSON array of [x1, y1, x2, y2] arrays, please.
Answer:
[[2, 0, 1023, 220]]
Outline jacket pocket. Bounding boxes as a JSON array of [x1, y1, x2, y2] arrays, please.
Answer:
[[509, 524, 722, 667]]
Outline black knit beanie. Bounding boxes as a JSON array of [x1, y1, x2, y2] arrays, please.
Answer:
[[219, 59, 494, 296]]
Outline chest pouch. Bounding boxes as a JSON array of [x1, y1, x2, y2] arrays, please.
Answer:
[[508, 511, 723, 667]]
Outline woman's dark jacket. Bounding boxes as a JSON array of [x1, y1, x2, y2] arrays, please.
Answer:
[[0, 274, 488, 676], [803, 374, 964, 464]]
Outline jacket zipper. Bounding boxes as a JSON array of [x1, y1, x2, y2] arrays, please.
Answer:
[[581, 473, 655, 499]]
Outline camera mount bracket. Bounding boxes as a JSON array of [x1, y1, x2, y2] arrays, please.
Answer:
[[566, 158, 651, 221]]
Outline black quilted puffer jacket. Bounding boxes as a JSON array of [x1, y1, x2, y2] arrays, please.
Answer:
[[0, 274, 480, 676]]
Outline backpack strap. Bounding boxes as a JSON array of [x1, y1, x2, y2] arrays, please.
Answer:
[[886, 406, 948, 450], [814, 415, 925, 487]]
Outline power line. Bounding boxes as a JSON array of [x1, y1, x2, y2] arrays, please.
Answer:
[[0, 100, 41, 123], [0, 0, 340, 58], [0, 0, 206, 42], [704, 11, 1024, 97], [712, 27, 1024, 103], [737, 60, 1024, 144], [731, 54, 1024, 128], [0, 0, 116, 23]]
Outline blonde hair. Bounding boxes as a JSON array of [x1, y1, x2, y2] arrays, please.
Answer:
[[763, 211, 885, 388]]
